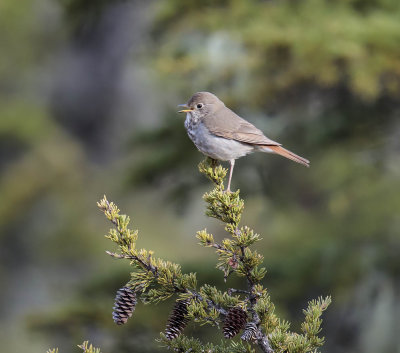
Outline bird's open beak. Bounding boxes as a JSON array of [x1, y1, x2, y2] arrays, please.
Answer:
[[178, 104, 193, 113]]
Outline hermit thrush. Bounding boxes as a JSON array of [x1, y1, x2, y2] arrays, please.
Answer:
[[179, 92, 309, 192]]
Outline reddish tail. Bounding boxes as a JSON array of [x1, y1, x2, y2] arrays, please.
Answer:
[[267, 145, 310, 167]]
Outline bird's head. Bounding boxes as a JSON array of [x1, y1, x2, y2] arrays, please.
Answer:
[[178, 92, 224, 118]]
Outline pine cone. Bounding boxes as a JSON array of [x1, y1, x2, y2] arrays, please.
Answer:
[[165, 299, 190, 340], [223, 307, 247, 338], [241, 322, 258, 341], [112, 286, 137, 325]]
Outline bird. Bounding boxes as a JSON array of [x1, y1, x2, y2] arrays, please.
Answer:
[[178, 92, 309, 192]]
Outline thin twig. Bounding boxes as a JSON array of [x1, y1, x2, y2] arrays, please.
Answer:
[[209, 241, 235, 255], [189, 290, 228, 317], [227, 288, 250, 296], [106, 250, 158, 276]]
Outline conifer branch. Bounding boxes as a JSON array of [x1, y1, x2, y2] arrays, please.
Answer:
[[96, 157, 331, 352], [98, 199, 159, 277]]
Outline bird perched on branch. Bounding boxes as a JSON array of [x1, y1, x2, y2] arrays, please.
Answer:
[[179, 92, 309, 192]]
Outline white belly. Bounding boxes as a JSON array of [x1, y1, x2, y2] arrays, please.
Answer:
[[185, 114, 254, 161]]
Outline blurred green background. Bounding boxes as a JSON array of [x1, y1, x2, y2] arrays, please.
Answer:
[[1, 0, 399, 352]]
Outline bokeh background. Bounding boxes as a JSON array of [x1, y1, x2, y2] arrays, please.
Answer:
[[1, 0, 399, 352]]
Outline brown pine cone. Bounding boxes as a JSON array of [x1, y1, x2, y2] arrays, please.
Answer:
[[165, 299, 190, 340], [223, 306, 247, 338], [112, 286, 137, 325]]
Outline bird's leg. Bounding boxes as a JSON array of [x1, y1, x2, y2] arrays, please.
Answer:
[[226, 159, 235, 193]]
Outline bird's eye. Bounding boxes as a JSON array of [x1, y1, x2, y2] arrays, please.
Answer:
[[196, 103, 203, 109]]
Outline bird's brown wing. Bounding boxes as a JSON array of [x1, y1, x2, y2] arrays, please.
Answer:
[[203, 107, 281, 146]]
